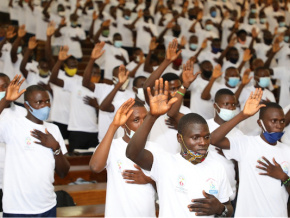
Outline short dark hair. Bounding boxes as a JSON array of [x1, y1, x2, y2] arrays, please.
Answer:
[[254, 66, 269, 76], [0, 73, 10, 81], [259, 102, 283, 119], [133, 76, 146, 87], [178, 113, 207, 135], [132, 99, 145, 108], [65, 56, 77, 64], [162, 73, 180, 82], [237, 29, 247, 37], [24, 85, 47, 101], [214, 88, 235, 102]]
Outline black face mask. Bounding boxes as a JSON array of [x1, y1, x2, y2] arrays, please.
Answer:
[[189, 15, 196, 20], [173, 31, 181, 37], [264, 38, 273, 45], [202, 70, 213, 79], [229, 58, 238, 64]]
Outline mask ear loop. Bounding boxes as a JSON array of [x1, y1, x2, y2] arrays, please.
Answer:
[[124, 124, 131, 137], [259, 119, 267, 133], [180, 134, 194, 157]]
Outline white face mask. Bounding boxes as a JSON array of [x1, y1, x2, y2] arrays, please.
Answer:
[[125, 124, 135, 138], [135, 87, 145, 102], [215, 103, 238, 121]]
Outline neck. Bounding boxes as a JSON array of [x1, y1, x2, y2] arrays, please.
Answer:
[[214, 114, 225, 125], [259, 133, 277, 146], [26, 113, 43, 125], [172, 65, 180, 70], [200, 73, 210, 81], [122, 134, 130, 143]]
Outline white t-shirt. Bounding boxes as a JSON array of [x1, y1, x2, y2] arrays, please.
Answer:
[[226, 135, 290, 217], [253, 43, 271, 63], [272, 66, 290, 108], [0, 104, 27, 189], [0, 117, 67, 214], [198, 51, 220, 67], [25, 61, 51, 86], [104, 137, 156, 217], [149, 105, 191, 154], [136, 20, 158, 54], [150, 151, 233, 217], [63, 77, 98, 132], [117, 16, 134, 47], [207, 118, 244, 200], [188, 76, 215, 120], [24, 4, 37, 34], [35, 6, 49, 41]]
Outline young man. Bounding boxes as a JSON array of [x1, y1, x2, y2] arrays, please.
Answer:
[[210, 89, 290, 217], [0, 75, 70, 217], [90, 98, 156, 217], [126, 78, 233, 217]]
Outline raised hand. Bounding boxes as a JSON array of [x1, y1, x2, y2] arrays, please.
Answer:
[[58, 46, 71, 61], [251, 27, 258, 39], [166, 21, 174, 29], [180, 36, 187, 47], [189, 190, 225, 216], [102, 20, 111, 27], [5, 75, 26, 102], [149, 37, 159, 51], [6, 26, 16, 39], [18, 24, 26, 38], [28, 36, 38, 50], [197, 11, 203, 21], [229, 36, 236, 47], [46, 21, 56, 37], [243, 49, 252, 62], [83, 96, 99, 109], [147, 78, 178, 117], [241, 69, 252, 85], [92, 11, 98, 20], [166, 38, 182, 62], [30, 128, 60, 151], [60, 18, 66, 27], [182, 60, 200, 88], [90, 41, 105, 60], [201, 38, 207, 49], [137, 9, 143, 18], [257, 157, 288, 181], [272, 39, 283, 53], [118, 65, 130, 84], [243, 88, 265, 117], [112, 98, 135, 127], [165, 116, 178, 130], [212, 64, 222, 79], [122, 164, 152, 184]]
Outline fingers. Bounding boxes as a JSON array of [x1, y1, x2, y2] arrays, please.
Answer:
[[164, 80, 169, 97], [202, 190, 210, 198], [168, 97, 178, 108], [191, 198, 207, 203], [262, 156, 271, 165], [134, 164, 142, 170], [257, 160, 268, 168], [154, 79, 159, 96], [119, 98, 135, 114], [256, 165, 267, 171], [159, 78, 164, 95], [45, 128, 50, 135], [273, 158, 280, 166], [147, 87, 152, 100]]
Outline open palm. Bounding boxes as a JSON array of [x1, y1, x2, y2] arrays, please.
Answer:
[[91, 42, 105, 60], [113, 98, 135, 127], [118, 65, 129, 84], [166, 38, 182, 61], [182, 60, 200, 87], [58, 46, 70, 61], [243, 88, 265, 117], [5, 75, 26, 101], [147, 78, 177, 116]]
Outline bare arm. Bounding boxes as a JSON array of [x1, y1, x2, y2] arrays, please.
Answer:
[[11, 25, 26, 63], [20, 36, 38, 78]]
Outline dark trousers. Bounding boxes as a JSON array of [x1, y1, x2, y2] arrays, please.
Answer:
[[68, 131, 99, 152], [3, 205, 56, 217]]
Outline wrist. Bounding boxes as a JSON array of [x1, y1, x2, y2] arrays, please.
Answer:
[[53, 143, 60, 152], [216, 203, 225, 216], [148, 113, 160, 120], [281, 173, 289, 182], [182, 83, 189, 89]]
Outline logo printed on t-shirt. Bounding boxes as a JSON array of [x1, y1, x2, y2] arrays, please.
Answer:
[[117, 160, 122, 173], [24, 137, 34, 150], [281, 161, 289, 175], [26, 137, 32, 145], [175, 175, 188, 194], [206, 178, 218, 195]]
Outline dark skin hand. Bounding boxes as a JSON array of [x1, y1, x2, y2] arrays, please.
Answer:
[[189, 190, 231, 216], [30, 128, 60, 151], [83, 96, 99, 109]]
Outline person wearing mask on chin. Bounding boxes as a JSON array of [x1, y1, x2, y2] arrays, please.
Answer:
[[238, 66, 276, 136], [210, 88, 290, 217]]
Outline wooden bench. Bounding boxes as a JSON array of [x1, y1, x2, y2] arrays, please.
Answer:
[[54, 166, 107, 185], [55, 183, 106, 206], [66, 155, 92, 166], [57, 204, 105, 217]]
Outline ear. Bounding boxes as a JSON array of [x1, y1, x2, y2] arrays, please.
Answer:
[[257, 119, 262, 128], [213, 102, 219, 113], [177, 133, 182, 144]]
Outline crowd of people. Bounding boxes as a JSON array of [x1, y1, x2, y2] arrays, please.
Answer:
[[0, 0, 289, 217]]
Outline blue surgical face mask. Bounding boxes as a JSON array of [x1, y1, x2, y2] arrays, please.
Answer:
[[0, 91, 5, 101], [260, 18, 266, 24], [190, 43, 198, 50], [215, 103, 238, 121], [260, 120, 285, 144], [279, 22, 286, 27], [284, 36, 289, 42], [17, 46, 22, 54], [206, 24, 213, 31], [114, 40, 123, 48], [249, 18, 256, 25], [211, 11, 217, 18], [227, 77, 240, 87], [258, 77, 270, 88], [25, 101, 50, 121], [212, 46, 221, 53], [125, 124, 135, 138], [251, 9, 257, 13], [124, 15, 130, 20]]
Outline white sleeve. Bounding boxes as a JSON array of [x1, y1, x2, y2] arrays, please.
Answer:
[[55, 126, 67, 155], [150, 149, 166, 182], [216, 165, 233, 203], [63, 78, 76, 92], [93, 83, 114, 103], [0, 118, 8, 143], [226, 135, 249, 162]]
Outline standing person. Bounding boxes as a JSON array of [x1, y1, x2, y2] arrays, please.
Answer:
[[0, 75, 70, 217], [126, 78, 233, 217], [210, 88, 290, 217], [90, 98, 156, 217]]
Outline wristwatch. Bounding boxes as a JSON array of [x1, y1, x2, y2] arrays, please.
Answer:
[[220, 205, 228, 217], [181, 85, 188, 90], [53, 148, 61, 156]]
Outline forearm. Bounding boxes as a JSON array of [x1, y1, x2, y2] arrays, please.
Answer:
[[11, 37, 22, 63], [237, 61, 246, 73], [157, 27, 169, 43], [234, 84, 245, 100], [99, 84, 121, 112], [89, 123, 118, 173], [144, 50, 153, 73], [126, 114, 156, 171], [201, 78, 215, 100], [264, 51, 276, 68], [55, 151, 70, 178], [89, 20, 95, 40], [0, 98, 11, 114], [194, 47, 204, 59], [129, 62, 142, 78], [20, 49, 32, 78], [131, 17, 140, 28], [54, 26, 63, 37], [82, 59, 95, 91], [167, 87, 186, 118], [94, 27, 103, 43], [49, 60, 64, 87], [216, 46, 230, 65]]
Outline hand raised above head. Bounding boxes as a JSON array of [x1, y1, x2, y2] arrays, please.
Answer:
[[147, 78, 177, 117], [112, 98, 135, 127], [182, 59, 200, 88], [166, 38, 182, 62], [58, 45, 71, 61], [5, 75, 26, 102], [91, 41, 105, 60], [243, 88, 265, 117]]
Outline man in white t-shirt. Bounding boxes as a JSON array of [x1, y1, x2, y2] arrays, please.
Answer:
[[126, 78, 233, 217], [210, 88, 290, 217], [90, 98, 156, 217], [0, 75, 70, 217]]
